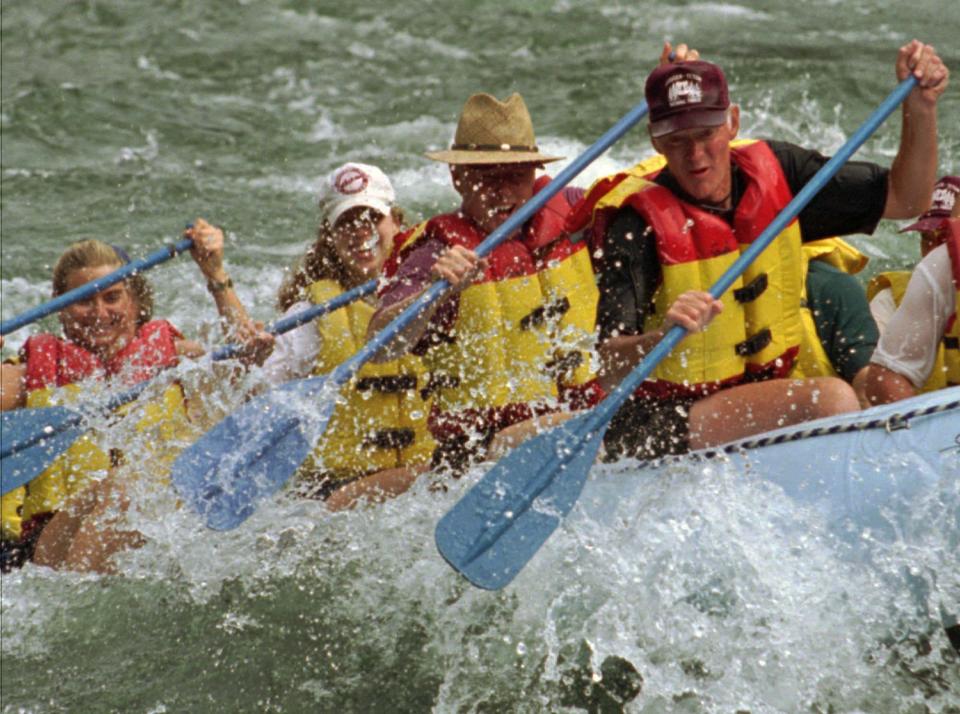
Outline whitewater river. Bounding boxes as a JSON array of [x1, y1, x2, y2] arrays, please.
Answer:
[[2, 0, 959, 711]]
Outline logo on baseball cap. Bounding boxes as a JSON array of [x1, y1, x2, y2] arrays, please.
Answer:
[[900, 175, 960, 233], [645, 60, 731, 138], [318, 162, 396, 226]]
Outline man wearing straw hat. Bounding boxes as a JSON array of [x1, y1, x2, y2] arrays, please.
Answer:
[[368, 92, 602, 470]]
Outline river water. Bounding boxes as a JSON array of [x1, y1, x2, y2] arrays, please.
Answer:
[[1, 0, 959, 711]]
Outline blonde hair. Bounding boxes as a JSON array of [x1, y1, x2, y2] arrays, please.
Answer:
[[277, 206, 404, 313], [52, 239, 154, 325]]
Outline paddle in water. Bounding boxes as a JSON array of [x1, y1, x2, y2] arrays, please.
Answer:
[[435, 75, 920, 591], [170, 98, 652, 531], [0, 280, 377, 496]]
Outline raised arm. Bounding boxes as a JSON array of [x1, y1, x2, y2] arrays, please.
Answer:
[[883, 40, 949, 219], [184, 218, 274, 365]]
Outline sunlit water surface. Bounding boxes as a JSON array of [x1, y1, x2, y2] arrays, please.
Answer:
[[2, 0, 959, 710]]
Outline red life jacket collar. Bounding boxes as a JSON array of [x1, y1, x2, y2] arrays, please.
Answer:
[[22, 319, 182, 392]]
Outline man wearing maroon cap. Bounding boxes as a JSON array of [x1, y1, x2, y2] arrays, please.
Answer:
[[587, 41, 948, 460]]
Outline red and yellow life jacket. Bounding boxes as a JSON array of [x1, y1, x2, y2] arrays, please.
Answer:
[[385, 176, 601, 442], [297, 280, 436, 480], [1, 320, 189, 541], [570, 140, 804, 399], [866, 217, 960, 391]]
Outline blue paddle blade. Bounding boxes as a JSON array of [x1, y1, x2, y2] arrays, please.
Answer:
[[435, 410, 607, 590], [1, 407, 86, 495], [170, 377, 336, 530]]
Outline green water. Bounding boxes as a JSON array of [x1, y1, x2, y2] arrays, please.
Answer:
[[2, 0, 959, 711]]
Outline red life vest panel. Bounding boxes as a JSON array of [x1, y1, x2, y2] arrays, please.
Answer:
[[22, 319, 181, 391]]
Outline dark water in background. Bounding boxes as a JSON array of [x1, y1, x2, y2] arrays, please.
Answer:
[[2, 1, 959, 711]]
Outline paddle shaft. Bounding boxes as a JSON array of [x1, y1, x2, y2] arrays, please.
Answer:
[[0, 282, 376, 461], [1, 238, 195, 336], [326, 99, 651, 392], [589, 75, 918, 432]]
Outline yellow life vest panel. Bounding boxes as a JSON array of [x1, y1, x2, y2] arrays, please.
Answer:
[[575, 140, 804, 398], [390, 210, 599, 420], [2, 382, 189, 541], [386, 177, 600, 428], [792, 238, 870, 379], [297, 280, 436, 479]]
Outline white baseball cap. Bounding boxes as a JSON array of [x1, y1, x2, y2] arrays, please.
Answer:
[[318, 162, 396, 226]]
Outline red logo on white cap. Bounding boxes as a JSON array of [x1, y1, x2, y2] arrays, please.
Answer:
[[334, 167, 369, 195]]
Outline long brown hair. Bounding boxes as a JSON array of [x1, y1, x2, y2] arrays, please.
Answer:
[[277, 206, 405, 313], [52, 239, 154, 325]]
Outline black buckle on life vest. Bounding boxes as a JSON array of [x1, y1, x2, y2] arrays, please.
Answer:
[[363, 428, 415, 450], [545, 350, 584, 377], [109, 448, 125, 468], [420, 373, 461, 400], [520, 296, 571, 331], [355, 374, 418, 393], [944, 336, 959, 350], [734, 328, 772, 357], [733, 273, 768, 303]]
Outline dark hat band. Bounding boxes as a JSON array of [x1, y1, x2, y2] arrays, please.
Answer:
[[450, 143, 539, 152]]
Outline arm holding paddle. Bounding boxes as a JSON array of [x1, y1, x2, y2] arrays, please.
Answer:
[[598, 291, 722, 391], [883, 40, 949, 219], [366, 244, 485, 362]]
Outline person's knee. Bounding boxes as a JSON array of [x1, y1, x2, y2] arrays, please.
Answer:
[[808, 377, 859, 417]]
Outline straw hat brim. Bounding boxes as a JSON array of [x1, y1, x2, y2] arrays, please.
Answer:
[[424, 149, 564, 165]]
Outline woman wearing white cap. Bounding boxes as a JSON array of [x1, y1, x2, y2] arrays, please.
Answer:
[[265, 163, 435, 510]]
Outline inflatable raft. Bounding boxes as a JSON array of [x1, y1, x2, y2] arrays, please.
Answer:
[[578, 387, 960, 532]]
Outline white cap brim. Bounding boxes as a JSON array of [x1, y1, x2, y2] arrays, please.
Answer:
[[327, 196, 392, 226]]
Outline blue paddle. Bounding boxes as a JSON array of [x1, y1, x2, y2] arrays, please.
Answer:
[[0, 279, 377, 496], [435, 75, 919, 591], [170, 98, 652, 531], [0, 237, 195, 336]]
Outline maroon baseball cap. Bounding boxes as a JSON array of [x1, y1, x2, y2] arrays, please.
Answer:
[[645, 60, 731, 138], [900, 175, 960, 233]]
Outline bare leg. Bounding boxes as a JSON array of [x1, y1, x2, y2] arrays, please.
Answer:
[[33, 478, 144, 574], [851, 365, 871, 408], [689, 376, 859, 449], [325, 463, 431, 512], [486, 411, 576, 461]]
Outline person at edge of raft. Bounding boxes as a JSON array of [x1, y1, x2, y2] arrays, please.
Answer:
[[865, 194, 960, 404], [261, 162, 436, 510], [0, 221, 273, 574], [565, 40, 947, 460], [868, 174, 960, 333]]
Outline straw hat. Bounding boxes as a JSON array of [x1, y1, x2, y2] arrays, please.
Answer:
[[425, 93, 563, 165]]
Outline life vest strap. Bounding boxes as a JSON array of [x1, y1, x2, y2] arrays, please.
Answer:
[[520, 296, 571, 331], [420, 373, 462, 400], [944, 337, 959, 350], [733, 273, 769, 304], [545, 351, 584, 377], [363, 428, 416, 450], [354, 375, 418, 393], [735, 328, 772, 357]]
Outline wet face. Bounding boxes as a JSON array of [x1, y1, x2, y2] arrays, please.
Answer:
[[59, 265, 140, 360], [330, 207, 399, 281], [451, 163, 538, 234], [651, 107, 739, 206]]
